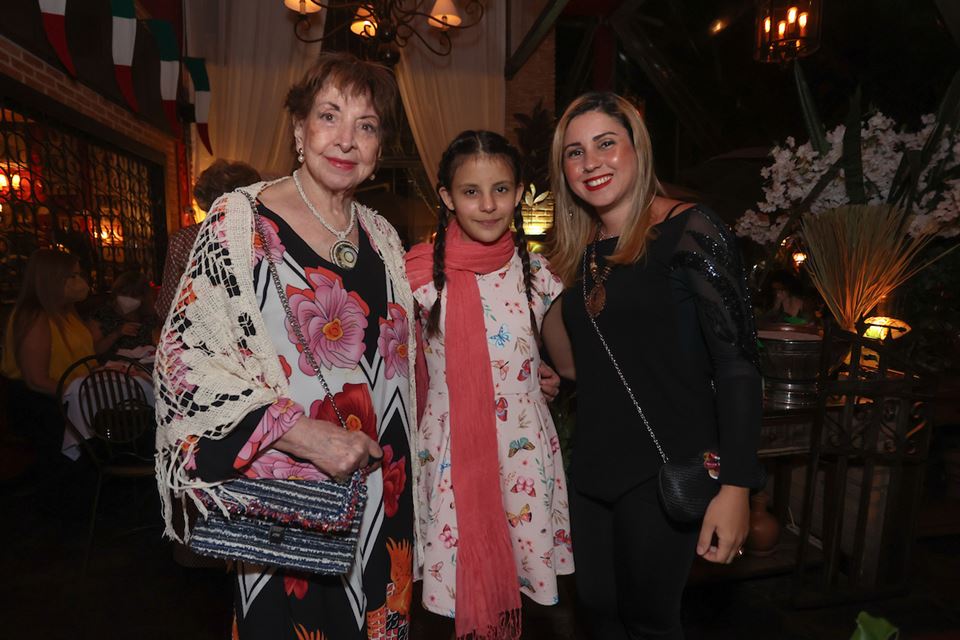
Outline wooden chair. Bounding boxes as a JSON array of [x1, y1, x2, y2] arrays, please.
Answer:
[[792, 319, 935, 605], [56, 355, 156, 573]]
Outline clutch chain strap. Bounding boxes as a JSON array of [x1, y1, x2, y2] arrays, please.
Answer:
[[581, 252, 669, 464]]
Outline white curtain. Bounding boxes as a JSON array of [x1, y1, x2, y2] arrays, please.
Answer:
[[184, 0, 324, 180], [395, 1, 506, 185]]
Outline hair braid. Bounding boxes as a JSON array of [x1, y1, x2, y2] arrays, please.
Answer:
[[425, 207, 449, 338], [513, 203, 541, 344]]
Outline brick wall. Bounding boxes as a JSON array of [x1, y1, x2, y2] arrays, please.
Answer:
[[0, 35, 182, 235], [505, 28, 556, 147]]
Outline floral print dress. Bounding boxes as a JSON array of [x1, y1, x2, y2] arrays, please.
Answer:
[[192, 204, 414, 640], [412, 251, 574, 617]]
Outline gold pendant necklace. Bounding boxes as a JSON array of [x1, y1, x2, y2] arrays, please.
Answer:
[[586, 226, 613, 318], [292, 170, 359, 270]]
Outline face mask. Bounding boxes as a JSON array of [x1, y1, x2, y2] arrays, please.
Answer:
[[116, 295, 142, 314], [65, 278, 89, 302]]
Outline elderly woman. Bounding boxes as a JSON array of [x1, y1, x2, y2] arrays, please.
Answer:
[[153, 52, 418, 640]]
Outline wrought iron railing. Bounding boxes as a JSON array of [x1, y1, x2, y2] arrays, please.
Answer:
[[0, 98, 164, 303]]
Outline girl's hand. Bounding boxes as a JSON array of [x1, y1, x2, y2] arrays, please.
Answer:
[[275, 416, 383, 480], [696, 485, 750, 564], [538, 362, 561, 402]]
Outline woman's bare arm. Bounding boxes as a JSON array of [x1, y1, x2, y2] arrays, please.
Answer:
[[541, 297, 575, 381]]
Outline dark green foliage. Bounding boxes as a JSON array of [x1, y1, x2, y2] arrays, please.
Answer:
[[513, 100, 554, 192]]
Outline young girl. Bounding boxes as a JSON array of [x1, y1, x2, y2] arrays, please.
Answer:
[[405, 131, 573, 640]]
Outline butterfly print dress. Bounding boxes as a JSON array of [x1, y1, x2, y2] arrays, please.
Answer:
[[412, 251, 574, 616]]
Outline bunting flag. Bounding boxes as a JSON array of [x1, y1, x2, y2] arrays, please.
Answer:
[[111, 0, 138, 111], [146, 19, 180, 135], [38, 0, 76, 76], [184, 57, 212, 154]]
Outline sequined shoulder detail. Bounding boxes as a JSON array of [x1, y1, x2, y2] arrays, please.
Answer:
[[670, 208, 760, 370]]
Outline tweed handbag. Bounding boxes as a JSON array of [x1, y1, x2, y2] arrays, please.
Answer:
[[581, 254, 764, 523], [188, 474, 367, 574], [187, 199, 370, 573]]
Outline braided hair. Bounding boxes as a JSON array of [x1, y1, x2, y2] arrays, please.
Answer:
[[425, 130, 539, 340]]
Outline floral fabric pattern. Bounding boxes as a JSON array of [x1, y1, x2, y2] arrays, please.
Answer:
[[309, 382, 378, 443], [285, 267, 370, 373], [254, 216, 286, 264], [234, 396, 305, 471], [381, 445, 407, 518], [377, 303, 410, 380], [412, 251, 573, 616]]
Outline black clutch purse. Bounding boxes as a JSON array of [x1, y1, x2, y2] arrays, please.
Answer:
[[581, 253, 764, 523], [658, 452, 768, 523], [658, 453, 722, 523]]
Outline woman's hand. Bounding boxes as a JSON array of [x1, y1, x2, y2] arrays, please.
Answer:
[[538, 362, 561, 402], [696, 485, 750, 564], [119, 321, 141, 337], [275, 416, 383, 480]]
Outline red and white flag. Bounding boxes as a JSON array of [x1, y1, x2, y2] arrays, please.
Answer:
[[38, 0, 76, 76]]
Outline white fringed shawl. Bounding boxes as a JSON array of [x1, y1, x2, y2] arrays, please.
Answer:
[[153, 180, 420, 552]]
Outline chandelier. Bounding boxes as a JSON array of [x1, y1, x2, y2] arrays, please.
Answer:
[[284, 1, 484, 61], [754, 0, 822, 63]]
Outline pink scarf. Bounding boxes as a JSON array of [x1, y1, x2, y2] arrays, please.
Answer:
[[405, 220, 521, 640]]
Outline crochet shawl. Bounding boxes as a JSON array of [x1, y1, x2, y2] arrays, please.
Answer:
[[153, 180, 420, 552]]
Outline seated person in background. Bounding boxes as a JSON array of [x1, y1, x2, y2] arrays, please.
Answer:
[[86, 270, 157, 356], [760, 268, 816, 327], [154, 159, 261, 317], [1, 248, 95, 457]]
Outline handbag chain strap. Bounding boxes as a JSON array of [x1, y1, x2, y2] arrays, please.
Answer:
[[244, 191, 348, 432], [581, 250, 669, 464]]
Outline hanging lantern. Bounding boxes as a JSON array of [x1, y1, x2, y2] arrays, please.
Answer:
[[350, 4, 378, 37], [754, 0, 822, 63]]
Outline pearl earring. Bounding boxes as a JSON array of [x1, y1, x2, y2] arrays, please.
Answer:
[[369, 173, 376, 181], [297, 147, 304, 164]]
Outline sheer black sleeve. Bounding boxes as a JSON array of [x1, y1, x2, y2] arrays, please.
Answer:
[[672, 207, 763, 487]]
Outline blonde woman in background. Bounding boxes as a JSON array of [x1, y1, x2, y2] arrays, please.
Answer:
[[1, 248, 94, 460]]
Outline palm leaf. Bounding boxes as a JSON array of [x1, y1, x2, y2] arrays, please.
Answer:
[[794, 60, 829, 155], [841, 88, 866, 204], [888, 68, 960, 205]]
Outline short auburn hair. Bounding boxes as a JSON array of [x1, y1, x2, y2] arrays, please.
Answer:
[[285, 51, 399, 146]]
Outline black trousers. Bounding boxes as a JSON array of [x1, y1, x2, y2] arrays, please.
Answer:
[[570, 477, 700, 640]]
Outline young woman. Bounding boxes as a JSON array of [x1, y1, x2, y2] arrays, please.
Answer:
[[543, 92, 764, 639], [405, 130, 573, 640]]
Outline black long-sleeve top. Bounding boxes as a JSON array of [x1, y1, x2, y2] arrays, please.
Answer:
[[562, 205, 763, 501]]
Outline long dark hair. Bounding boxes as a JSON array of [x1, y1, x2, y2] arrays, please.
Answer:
[[425, 130, 538, 340]]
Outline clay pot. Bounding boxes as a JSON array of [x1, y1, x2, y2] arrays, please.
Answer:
[[745, 492, 781, 557]]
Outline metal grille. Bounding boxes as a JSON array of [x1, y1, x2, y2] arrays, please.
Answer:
[[0, 98, 164, 303]]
